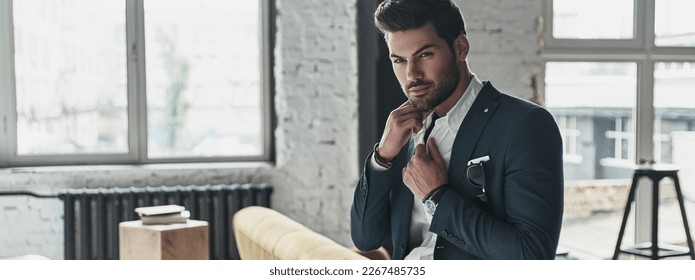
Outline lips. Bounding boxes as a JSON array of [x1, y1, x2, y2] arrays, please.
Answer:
[[407, 79, 432, 95], [408, 85, 431, 97]]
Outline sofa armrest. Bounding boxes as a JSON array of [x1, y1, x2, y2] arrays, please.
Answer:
[[233, 206, 368, 260]]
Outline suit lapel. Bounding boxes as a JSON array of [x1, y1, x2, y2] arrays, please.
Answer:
[[448, 81, 501, 186]]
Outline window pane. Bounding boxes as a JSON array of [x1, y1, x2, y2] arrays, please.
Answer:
[[546, 62, 636, 179], [13, 0, 128, 155], [654, 62, 695, 188], [655, 0, 695, 46], [545, 62, 637, 259], [144, 0, 263, 158], [552, 0, 633, 39]]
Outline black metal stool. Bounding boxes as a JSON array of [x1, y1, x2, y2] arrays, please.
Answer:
[[612, 164, 695, 259]]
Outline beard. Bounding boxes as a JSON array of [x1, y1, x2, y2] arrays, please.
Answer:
[[405, 59, 460, 112]]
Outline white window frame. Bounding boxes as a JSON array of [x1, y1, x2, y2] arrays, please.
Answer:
[[605, 117, 634, 161], [543, 0, 695, 245], [558, 115, 582, 164], [544, 0, 645, 51], [0, 0, 274, 167]]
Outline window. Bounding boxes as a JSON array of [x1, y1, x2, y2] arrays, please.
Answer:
[[544, 0, 695, 258], [554, 115, 582, 163], [545, 61, 637, 178], [604, 116, 634, 163], [0, 0, 273, 167]]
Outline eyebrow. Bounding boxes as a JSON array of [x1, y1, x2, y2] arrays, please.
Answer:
[[390, 44, 436, 59]]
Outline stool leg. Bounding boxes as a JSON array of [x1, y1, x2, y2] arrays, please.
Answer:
[[613, 175, 639, 260], [651, 178, 659, 260], [672, 175, 695, 259]]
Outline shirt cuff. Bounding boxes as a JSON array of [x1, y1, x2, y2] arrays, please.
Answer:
[[370, 153, 390, 171]]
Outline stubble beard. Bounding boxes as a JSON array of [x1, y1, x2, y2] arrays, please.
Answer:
[[406, 59, 461, 112]]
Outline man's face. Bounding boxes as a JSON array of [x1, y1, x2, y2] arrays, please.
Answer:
[[386, 23, 460, 112]]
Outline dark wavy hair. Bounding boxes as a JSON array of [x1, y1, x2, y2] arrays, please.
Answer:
[[375, 0, 467, 47]]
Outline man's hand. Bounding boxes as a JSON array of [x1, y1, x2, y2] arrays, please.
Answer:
[[403, 138, 448, 201], [377, 101, 424, 161]]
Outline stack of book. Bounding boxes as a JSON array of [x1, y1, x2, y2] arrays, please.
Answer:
[[134, 204, 190, 225]]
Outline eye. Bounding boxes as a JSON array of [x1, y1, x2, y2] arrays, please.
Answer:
[[392, 58, 405, 64], [419, 52, 433, 58]]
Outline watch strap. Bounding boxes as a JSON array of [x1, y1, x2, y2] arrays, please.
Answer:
[[422, 184, 447, 203], [430, 186, 448, 204]]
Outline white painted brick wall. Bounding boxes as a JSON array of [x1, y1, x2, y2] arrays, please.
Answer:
[[0, 0, 542, 259], [458, 0, 543, 101], [271, 0, 358, 246], [0, 196, 63, 257]]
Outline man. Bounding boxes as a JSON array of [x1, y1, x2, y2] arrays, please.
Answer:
[[350, 0, 564, 260]]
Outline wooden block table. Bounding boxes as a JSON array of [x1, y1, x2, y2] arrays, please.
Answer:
[[119, 220, 209, 260]]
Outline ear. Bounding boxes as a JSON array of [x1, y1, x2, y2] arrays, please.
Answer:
[[453, 34, 469, 62]]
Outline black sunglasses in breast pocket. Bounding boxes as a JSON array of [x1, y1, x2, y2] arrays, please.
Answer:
[[466, 157, 489, 202]]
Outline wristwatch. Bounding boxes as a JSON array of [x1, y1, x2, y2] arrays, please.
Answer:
[[424, 198, 438, 216], [423, 185, 447, 216]]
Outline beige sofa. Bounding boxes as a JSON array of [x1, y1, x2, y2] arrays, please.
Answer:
[[233, 206, 388, 260]]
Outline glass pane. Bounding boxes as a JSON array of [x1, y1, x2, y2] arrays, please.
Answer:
[[552, 0, 633, 39], [13, 0, 128, 155], [545, 62, 637, 259], [144, 0, 263, 158], [653, 62, 695, 255], [654, 62, 695, 202], [655, 0, 695, 46]]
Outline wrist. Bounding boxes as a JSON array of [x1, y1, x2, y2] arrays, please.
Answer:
[[422, 184, 447, 203], [373, 142, 393, 169]]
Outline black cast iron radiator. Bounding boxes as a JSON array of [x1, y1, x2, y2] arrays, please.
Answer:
[[57, 183, 272, 260]]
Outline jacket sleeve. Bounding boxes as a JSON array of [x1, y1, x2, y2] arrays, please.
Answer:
[[429, 107, 564, 259], [350, 144, 409, 252]]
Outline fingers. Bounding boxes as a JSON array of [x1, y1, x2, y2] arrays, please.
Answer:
[[427, 138, 446, 168], [392, 111, 423, 134], [389, 104, 423, 133], [379, 102, 424, 160], [396, 100, 412, 109], [413, 143, 426, 159], [403, 144, 443, 200]]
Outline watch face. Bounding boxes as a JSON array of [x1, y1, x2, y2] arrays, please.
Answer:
[[425, 199, 437, 215]]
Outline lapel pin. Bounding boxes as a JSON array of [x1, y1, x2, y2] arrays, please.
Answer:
[[484, 108, 489, 113]]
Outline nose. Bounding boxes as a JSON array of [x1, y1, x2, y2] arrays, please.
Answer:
[[406, 60, 423, 82]]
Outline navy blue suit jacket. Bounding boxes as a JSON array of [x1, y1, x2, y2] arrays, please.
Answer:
[[351, 82, 564, 259]]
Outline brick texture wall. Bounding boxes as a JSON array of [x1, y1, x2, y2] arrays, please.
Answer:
[[462, 0, 544, 102]]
